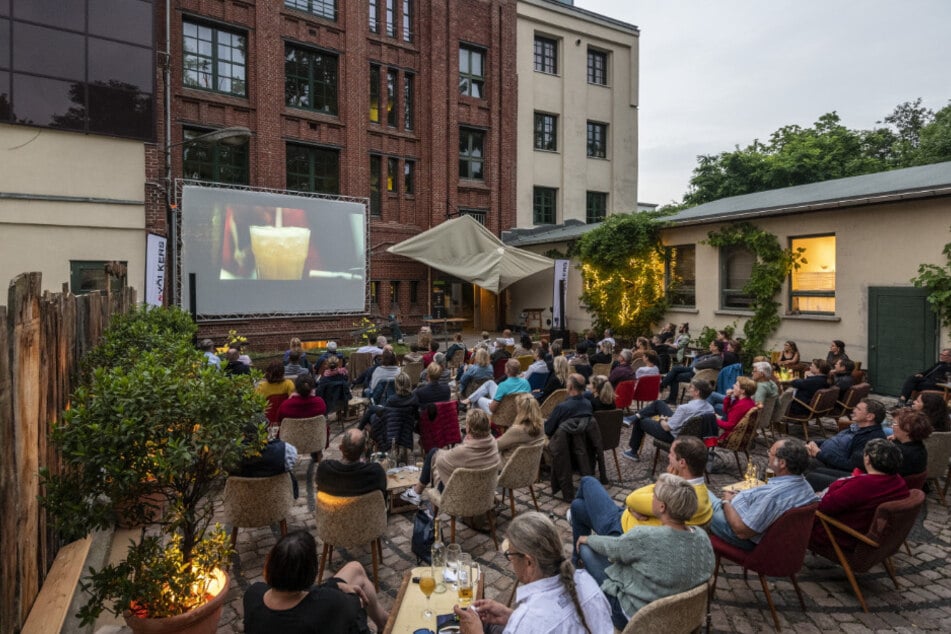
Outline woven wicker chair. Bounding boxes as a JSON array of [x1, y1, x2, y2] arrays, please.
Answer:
[[679, 368, 718, 403], [591, 363, 612, 379], [315, 490, 388, 590], [716, 408, 760, 475], [222, 473, 295, 548], [924, 431, 951, 504], [348, 352, 373, 386], [516, 354, 534, 372], [811, 490, 925, 612], [539, 389, 569, 418], [782, 387, 839, 441], [279, 415, 328, 463], [620, 581, 708, 634], [402, 360, 424, 385], [462, 376, 490, 399], [498, 441, 545, 517], [448, 348, 466, 371], [491, 393, 520, 431], [425, 464, 499, 548]]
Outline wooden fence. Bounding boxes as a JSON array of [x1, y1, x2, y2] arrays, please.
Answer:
[[0, 273, 134, 634]]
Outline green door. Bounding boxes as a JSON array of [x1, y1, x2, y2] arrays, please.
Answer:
[[868, 286, 937, 396]]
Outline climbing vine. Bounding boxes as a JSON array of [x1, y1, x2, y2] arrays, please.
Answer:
[[912, 225, 951, 331], [705, 222, 804, 362], [576, 211, 671, 337]]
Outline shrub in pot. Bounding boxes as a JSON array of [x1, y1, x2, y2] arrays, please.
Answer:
[[41, 308, 265, 627]]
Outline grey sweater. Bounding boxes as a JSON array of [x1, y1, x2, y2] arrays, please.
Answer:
[[586, 525, 714, 618]]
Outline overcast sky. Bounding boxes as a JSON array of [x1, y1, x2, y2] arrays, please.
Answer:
[[578, 0, 951, 206]]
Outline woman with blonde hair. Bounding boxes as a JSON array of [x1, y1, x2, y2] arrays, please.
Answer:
[[497, 393, 546, 465], [586, 374, 615, 412], [455, 512, 612, 634], [538, 355, 570, 403], [282, 336, 311, 372], [459, 347, 495, 395]]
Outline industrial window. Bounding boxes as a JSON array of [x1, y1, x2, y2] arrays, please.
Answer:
[[790, 235, 836, 314], [285, 44, 338, 115], [369, 64, 380, 122], [402, 0, 414, 42], [369, 0, 379, 33], [585, 191, 607, 224], [720, 245, 755, 309], [284, 0, 336, 21], [183, 21, 246, 96], [369, 155, 382, 217], [459, 45, 485, 98], [666, 245, 696, 307], [587, 121, 607, 158], [387, 157, 399, 193], [587, 48, 607, 85], [533, 112, 557, 151], [182, 127, 249, 185], [386, 68, 398, 127], [385, 0, 396, 37], [533, 187, 556, 225], [404, 160, 415, 194], [286, 143, 339, 194], [403, 73, 414, 129], [459, 128, 485, 180], [533, 35, 557, 74]]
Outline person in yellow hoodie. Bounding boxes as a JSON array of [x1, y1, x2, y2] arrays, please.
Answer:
[[568, 435, 712, 565]]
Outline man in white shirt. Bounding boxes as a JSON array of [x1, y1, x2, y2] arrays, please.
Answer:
[[356, 335, 387, 357]]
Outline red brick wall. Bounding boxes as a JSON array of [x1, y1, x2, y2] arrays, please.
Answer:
[[146, 0, 517, 348]]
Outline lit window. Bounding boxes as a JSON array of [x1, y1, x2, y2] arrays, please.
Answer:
[[533, 112, 557, 151], [585, 191, 606, 223], [369, 64, 380, 122], [533, 35, 557, 74], [790, 235, 836, 314], [533, 187, 556, 225], [459, 128, 484, 180], [587, 48, 607, 85], [720, 245, 754, 309], [387, 157, 398, 193], [183, 21, 246, 96], [459, 45, 485, 98], [666, 245, 696, 307], [369, 155, 382, 217], [587, 121, 607, 158], [285, 44, 338, 115]]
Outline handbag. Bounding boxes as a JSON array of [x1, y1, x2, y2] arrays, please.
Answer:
[[411, 506, 434, 564]]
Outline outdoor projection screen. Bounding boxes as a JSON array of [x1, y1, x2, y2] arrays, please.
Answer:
[[180, 186, 367, 316]]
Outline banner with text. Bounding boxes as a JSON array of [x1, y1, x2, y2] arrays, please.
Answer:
[[146, 233, 167, 307], [551, 259, 570, 331]]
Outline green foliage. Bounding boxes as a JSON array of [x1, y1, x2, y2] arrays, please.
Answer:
[[912, 226, 951, 331], [42, 307, 265, 622], [576, 212, 670, 337], [696, 323, 736, 351], [682, 100, 951, 206], [706, 223, 804, 362]]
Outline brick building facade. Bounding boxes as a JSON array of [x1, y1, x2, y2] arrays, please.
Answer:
[[148, 0, 518, 348]]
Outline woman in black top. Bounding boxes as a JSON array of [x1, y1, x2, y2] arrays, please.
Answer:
[[890, 409, 931, 476], [826, 340, 850, 368], [586, 374, 617, 411], [788, 359, 831, 416], [915, 391, 950, 432], [244, 531, 387, 633]]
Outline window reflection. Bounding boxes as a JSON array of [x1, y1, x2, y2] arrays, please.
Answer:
[[89, 38, 153, 92], [14, 22, 85, 81], [0, 72, 10, 121], [89, 0, 153, 44], [12, 0, 83, 31], [87, 82, 153, 139], [12, 73, 81, 130]]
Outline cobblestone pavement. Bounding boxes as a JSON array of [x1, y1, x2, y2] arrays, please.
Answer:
[[208, 406, 951, 634]]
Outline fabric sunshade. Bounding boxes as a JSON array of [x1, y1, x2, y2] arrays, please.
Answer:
[[386, 215, 554, 293]]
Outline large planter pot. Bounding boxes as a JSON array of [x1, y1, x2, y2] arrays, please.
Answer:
[[123, 569, 230, 634]]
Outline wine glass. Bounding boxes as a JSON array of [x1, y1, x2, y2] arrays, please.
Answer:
[[419, 567, 436, 620]]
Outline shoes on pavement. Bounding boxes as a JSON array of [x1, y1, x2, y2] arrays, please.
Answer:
[[621, 450, 640, 462]]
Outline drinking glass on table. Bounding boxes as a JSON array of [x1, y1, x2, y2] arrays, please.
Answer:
[[419, 564, 436, 620], [445, 544, 462, 587], [457, 554, 473, 608]]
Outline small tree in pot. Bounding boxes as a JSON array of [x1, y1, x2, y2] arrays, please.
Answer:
[[41, 308, 265, 628]]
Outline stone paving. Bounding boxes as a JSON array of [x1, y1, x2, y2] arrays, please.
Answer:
[[208, 404, 951, 634]]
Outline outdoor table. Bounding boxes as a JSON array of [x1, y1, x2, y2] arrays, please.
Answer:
[[386, 466, 420, 514], [722, 478, 766, 493], [422, 317, 467, 343], [383, 566, 484, 634]]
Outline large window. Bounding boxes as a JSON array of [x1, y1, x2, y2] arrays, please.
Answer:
[[586, 191, 606, 224], [533, 112, 557, 151], [285, 44, 338, 115], [285, 0, 337, 20], [459, 128, 485, 180], [369, 155, 382, 217], [720, 245, 754, 309], [286, 143, 339, 194], [183, 127, 249, 185], [533, 35, 557, 74], [369, 0, 379, 33], [790, 235, 836, 314], [404, 160, 415, 194], [666, 245, 696, 307], [459, 45, 485, 98], [587, 121, 607, 158], [587, 48, 607, 85], [369, 64, 380, 122], [183, 20, 247, 97], [402, 0, 414, 42], [533, 187, 556, 225], [385, 0, 396, 37]]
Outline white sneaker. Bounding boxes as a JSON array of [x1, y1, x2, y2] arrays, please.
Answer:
[[400, 488, 422, 505], [566, 509, 572, 525]]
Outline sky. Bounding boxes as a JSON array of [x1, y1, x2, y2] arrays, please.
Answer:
[[578, 0, 951, 206]]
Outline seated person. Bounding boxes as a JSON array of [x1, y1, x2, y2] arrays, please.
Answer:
[[537, 356, 569, 403], [414, 362, 451, 407], [256, 361, 295, 399], [282, 337, 311, 372], [224, 348, 251, 375], [898, 348, 951, 404], [364, 372, 418, 460], [414, 327, 432, 353], [283, 350, 308, 380], [708, 438, 818, 550], [717, 376, 758, 441], [243, 530, 388, 633], [576, 473, 715, 631], [569, 436, 712, 564], [356, 335, 387, 357], [318, 357, 349, 383], [608, 349, 636, 387], [522, 347, 549, 383], [400, 409, 499, 504], [458, 347, 494, 395], [454, 512, 612, 634], [805, 399, 887, 491], [914, 391, 949, 432], [568, 341, 592, 374], [630, 337, 652, 363], [751, 361, 780, 405], [830, 358, 856, 395], [660, 340, 726, 404], [635, 351, 661, 379], [826, 340, 850, 368], [315, 428, 386, 498], [277, 374, 327, 420], [314, 341, 346, 373], [497, 394, 546, 465], [777, 340, 800, 369], [463, 358, 531, 414], [543, 374, 593, 437], [888, 409, 931, 476], [232, 420, 299, 497], [787, 359, 832, 415], [366, 350, 401, 398], [421, 340, 440, 368], [513, 333, 534, 358], [810, 438, 909, 550], [623, 378, 714, 461], [589, 340, 614, 366], [585, 374, 616, 412]]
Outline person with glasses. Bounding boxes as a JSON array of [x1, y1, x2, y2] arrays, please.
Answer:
[[453, 512, 612, 634]]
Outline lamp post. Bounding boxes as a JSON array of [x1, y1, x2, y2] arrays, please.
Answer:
[[164, 126, 252, 306]]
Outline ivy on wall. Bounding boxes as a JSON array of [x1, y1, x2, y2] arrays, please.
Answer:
[[576, 212, 670, 337], [912, 225, 951, 331], [705, 222, 804, 361]]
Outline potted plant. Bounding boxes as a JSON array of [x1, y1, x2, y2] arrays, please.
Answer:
[[41, 307, 265, 632]]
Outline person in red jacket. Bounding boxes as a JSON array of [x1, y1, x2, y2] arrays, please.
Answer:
[[810, 438, 909, 550], [277, 374, 328, 459], [717, 376, 757, 441]]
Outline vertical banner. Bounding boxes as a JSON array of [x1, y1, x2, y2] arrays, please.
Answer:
[[146, 233, 167, 307], [551, 259, 570, 331]]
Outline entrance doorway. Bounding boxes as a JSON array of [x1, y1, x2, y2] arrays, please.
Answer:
[[867, 286, 937, 395]]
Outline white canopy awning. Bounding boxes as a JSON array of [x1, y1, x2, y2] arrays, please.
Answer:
[[386, 215, 554, 294]]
